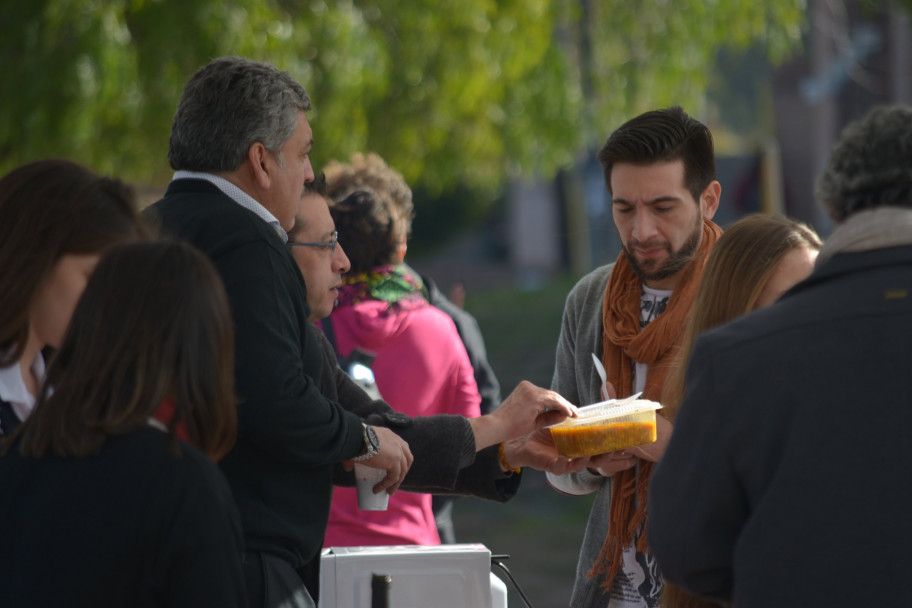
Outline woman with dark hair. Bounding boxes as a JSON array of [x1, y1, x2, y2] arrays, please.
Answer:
[[321, 187, 483, 547], [0, 240, 245, 607], [0, 158, 147, 437]]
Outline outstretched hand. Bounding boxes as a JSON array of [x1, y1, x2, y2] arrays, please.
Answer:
[[497, 380, 579, 435], [468, 380, 579, 452], [503, 429, 590, 475]]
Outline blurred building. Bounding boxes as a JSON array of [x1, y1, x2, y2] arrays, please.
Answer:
[[773, 0, 912, 236], [502, 0, 912, 283]]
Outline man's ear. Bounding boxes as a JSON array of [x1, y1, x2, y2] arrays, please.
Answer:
[[247, 142, 272, 190], [700, 180, 721, 220]]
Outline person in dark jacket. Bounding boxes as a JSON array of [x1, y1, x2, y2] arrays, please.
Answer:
[[287, 178, 592, 588], [146, 56, 580, 608], [289, 177, 585, 594], [649, 105, 912, 607], [291, 177, 585, 482]]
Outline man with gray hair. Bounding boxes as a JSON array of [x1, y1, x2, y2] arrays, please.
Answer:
[[148, 56, 414, 608], [649, 104, 912, 607]]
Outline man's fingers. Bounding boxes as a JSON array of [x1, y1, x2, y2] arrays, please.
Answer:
[[546, 399, 579, 418], [375, 469, 400, 495], [374, 452, 410, 495], [534, 410, 572, 429]]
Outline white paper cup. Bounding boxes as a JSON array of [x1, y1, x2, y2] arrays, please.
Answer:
[[354, 463, 389, 511]]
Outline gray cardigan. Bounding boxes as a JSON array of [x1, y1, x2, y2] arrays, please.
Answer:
[[547, 263, 616, 496], [547, 263, 648, 608], [550, 264, 617, 412]]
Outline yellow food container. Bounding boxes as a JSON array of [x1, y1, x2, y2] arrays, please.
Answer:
[[549, 397, 662, 458]]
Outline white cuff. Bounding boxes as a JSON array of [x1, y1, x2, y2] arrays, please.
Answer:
[[545, 468, 604, 496]]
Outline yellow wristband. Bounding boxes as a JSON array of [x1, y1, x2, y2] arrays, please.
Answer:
[[498, 442, 521, 474]]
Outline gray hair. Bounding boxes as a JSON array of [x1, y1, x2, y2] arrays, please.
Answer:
[[168, 56, 312, 172], [817, 105, 912, 221]]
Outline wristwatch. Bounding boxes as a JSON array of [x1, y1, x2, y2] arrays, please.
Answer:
[[353, 423, 380, 462]]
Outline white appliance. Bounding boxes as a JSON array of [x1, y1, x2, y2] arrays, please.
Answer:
[[319, 543, 508, 608]]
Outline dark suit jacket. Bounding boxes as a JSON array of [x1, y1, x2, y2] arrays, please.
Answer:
[[316, 328, 520, 500], [147, 179, 365, 570], [649, 244, 912, 607]]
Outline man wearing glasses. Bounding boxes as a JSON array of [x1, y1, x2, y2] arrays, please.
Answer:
[[286, 174, 595, 592], [288, 176, 588, 478], [290, 230, 338, 250], [286, 221, 343, 323]]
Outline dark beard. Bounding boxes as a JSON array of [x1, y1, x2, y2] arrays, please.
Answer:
[[624, 217, 702, 283]]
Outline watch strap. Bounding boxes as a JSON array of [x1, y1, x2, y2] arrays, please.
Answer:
[[353, 423, 380, 462]]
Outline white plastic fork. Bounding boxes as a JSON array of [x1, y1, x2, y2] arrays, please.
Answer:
[[591, 353, 611, 401], [590, 353, 645, 405]]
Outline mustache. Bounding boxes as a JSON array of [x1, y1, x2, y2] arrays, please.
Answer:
[[627, 238, 670, 250]]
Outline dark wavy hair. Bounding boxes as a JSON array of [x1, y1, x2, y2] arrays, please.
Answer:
[[324, 153, 415, 238], [597, 105, 716, 202], [330, 188, 404, 274], [168, 56, 311, 172], [0, 159, 147, 366], [11, 241, 237, 461], [304, 171, 328, 198], [816, 105, 912, 221]]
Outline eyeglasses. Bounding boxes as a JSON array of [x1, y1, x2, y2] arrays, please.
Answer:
[[288, 231, 338, 254]]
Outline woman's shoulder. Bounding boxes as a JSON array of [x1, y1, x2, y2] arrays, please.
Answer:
[[108, 429, 222, 479], [396, 301, 466, 339], [113, 430, 236, 515]]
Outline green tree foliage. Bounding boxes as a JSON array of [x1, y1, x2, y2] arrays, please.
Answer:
[[0, 0, 805, 191]]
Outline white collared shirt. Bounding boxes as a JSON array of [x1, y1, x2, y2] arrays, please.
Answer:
[[0, 352, 45, 430], [172, 170, 288, 242]]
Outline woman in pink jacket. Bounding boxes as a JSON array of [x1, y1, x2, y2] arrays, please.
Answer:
[[320, 187, 482, 547]]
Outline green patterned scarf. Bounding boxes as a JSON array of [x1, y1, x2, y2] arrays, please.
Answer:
[[336, 264, 429, 310]]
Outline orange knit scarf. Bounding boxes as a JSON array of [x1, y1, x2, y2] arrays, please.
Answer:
[[589, 218, 722, 592]]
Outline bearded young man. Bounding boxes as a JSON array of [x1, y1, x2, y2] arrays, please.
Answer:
[[547, 106, 722, 608]]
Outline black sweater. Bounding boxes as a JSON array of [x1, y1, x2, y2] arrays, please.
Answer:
[[148, 180, 365, 569], [0, 428, 245, 607]]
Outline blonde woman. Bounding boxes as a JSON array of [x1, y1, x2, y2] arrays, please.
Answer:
[[658, 213, 822, 608]]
